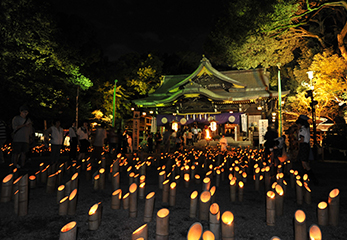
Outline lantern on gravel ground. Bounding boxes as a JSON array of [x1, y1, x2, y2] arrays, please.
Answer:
[[328, 188, 340, 226], [156, 208, 170, 240], [294, 210, 307, 240], [187, 222, 203, 240], [221, 211, 235, 240], [59, 221, 77, 240]]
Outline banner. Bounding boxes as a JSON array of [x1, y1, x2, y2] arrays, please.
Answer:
[[156, 112, 242, 126], [132, 111, 140, 151], [241, 114, 247, 132], [258, 119, 269, 145]]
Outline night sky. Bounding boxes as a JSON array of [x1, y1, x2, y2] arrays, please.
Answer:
[[54, 0, 222, 60]]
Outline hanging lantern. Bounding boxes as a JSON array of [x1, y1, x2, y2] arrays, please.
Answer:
[[210, 120, 217, 132], [172, 121, 178, 132]]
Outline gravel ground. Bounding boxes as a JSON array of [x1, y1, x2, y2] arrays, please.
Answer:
[[0, 149, 346, 240]]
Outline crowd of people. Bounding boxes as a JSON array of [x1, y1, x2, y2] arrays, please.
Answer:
[[0, 105, 319, 184]]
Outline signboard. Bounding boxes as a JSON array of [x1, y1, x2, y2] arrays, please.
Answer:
[[241, 114, 247, 132], [258, 119, 269, 146], [132, 111, 140, 151]]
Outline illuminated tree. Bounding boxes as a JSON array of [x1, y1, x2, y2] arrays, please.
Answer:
[[130, 54, 164, 95]]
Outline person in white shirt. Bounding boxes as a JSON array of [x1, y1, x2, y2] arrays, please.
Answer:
[[219, 135, 228, 151], [92, 123, 107, 161], [77, 121, 90, 162], [68, 122, 77, 160], [45, 119, 64, 164]]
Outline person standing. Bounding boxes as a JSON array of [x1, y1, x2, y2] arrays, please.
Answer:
[[44, 119, 64, 164], [264, 126, 277, 161], [92, 123, 107, 162], [127, 133, 133, 153], [11, 105, 32, 168], [154, 130, 162, 154], [0, 119, 7, 164], [296, 115, 318, 184], [147, 133, 153, 153], [219, 135, 228, 152], [68, 122, 78, 161], [77, 121, 90, 162]]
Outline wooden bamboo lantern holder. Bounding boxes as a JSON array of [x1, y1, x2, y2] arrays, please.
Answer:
[[238, 181, 244, 202], [184, 173, 190, 188], [270, 237, 281, 240], [210, 186, 216, 203], [132, 223, 148, 240], [328, 188, 340, 226], [175, 174, 181, 185], [71, 173, 78, 190], [317, 201, 328, 226], [1, 173, 13, 203], [98, 168, 106, 190], [93, 174, 100, 191], [86, 165, 92, 181], [46, 173, 57, 194], [57, 185, 66, 204], [192, 174, 200, 184], [128, 172, 135, 185], [18, 174, 28, 216], [187, 222, 203, 240], [123, 192, 130, 209], [55, 170, 62, 186], [296, 180, 303, 205], [88, 203, 100, 230], [111, 172, 120, 191], [139, 182, 146, 200], [13, 189, 19, 215], [59, 221, 77, 240], [221, 211, 235, 240], [111, 189, 122, 209], [304, 183, 311, 205], [275, 184, 284, 217], [199, 190, 211, 221], [209, 203, 220, 240], [294, 210, 307, 240], [254, 167, 261, 191], [162, 179, 170, 205], [230, 178, 237, 202], [309, 224, 322, 240], [67, 189, 78, 216], [190, 191, 198, 218], [35, 170, 41, 183], [158, 170, 166, 190], [129, 183, 138, 217], [264, 166, 271, 192], [144, 192, 155, 222], [169, 182, 176, 206], [156, 208, 170, 240], [266, 191, 276, 226], [13, 176, 21, 198], [202, 177, 211, 191], [59, 196, 69, 215], [112, 159, 120, 173], [39, 162, 45, 172], [41, 167, 48, 184], [289, 169, 295, 188], [29, 175, 36, 189], [202, 230, 215, 240], [65, 180, 72, 196]]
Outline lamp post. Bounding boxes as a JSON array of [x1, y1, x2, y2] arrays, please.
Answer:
[[306, 71, 317, 160], [113, 79, 118, 128]]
